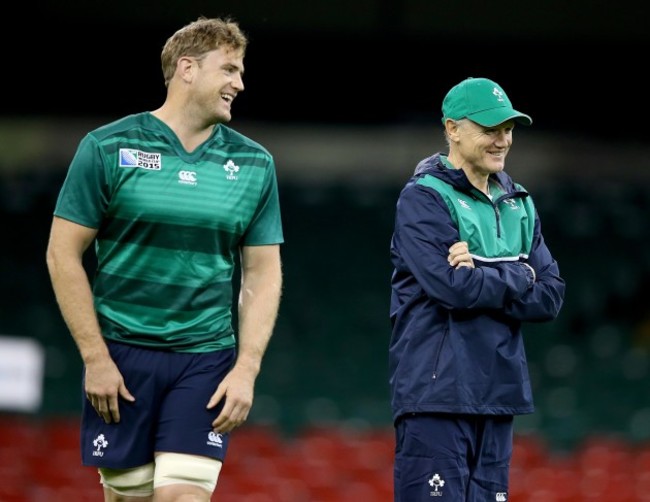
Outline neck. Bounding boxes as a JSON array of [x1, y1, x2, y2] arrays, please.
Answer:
[[151, 105, 215, 153], [451, 161, 490, 196]]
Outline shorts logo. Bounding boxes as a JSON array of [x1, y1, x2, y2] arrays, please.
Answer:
[[496, 493, 507, 501], [428, 473, 445, 497], [178, 170, 197, 186], [119, 149, 162, 170], [207, 431, 223, 448], [92, 433, 109, 457]]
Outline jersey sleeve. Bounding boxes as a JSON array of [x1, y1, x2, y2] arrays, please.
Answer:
[[241, 156, 284, 246], [53, 133, 110, 229]]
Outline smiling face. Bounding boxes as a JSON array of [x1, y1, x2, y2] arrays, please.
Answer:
[[446, 118, 515, 178], [189, 47, 245, 124]]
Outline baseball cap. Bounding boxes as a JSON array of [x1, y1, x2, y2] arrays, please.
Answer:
[[441, 77, 532, 127]]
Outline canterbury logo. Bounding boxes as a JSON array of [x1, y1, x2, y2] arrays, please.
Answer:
[[178, 170, 197, 186], [458, 198, 471, 210]]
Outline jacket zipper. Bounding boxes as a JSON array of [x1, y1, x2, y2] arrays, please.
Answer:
[[431, 327, 448, 380]]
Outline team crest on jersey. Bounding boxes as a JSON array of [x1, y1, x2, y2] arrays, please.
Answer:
[[119, 149, 162, 170], [224, 159, 240, 180]]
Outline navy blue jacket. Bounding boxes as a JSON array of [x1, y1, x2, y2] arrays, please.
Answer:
[[389, 153, 565, 422]]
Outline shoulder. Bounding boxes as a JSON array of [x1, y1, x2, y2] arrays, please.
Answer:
[[494, 170, 526, 193], [217, 125, 273, 158], [397, 174, 452, 215], [414, 153, 444, 175], [87, 113, 148, 139]]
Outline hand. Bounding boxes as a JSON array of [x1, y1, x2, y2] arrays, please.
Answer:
[[448, 241, 475, 269], [207, 366, 255, 434], [84, 357, 135, 424]]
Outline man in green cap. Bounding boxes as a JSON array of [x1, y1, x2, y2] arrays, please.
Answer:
[[388, 77, 565, 501]]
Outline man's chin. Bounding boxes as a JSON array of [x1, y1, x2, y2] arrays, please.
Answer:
[[216, 109, 232, 123], [486, 158, 506, 172]]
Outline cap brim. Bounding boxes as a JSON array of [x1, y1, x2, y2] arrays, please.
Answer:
[[468, 108, 532, 127]]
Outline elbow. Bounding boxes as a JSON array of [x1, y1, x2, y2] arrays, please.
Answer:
[[45, 243, 57, 275]]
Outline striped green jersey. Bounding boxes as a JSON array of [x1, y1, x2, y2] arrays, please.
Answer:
[[54, 112, 284, 352]]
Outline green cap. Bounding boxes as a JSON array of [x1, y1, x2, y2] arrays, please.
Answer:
[[441, 77, 532, 127]]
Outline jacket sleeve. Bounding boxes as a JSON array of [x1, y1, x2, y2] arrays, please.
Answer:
[[392, 183, 533, 310], [503, 216, 566, 321]]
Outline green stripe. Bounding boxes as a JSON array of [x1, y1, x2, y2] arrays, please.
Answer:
[[99, 217, 238, 254], [97, 242, 233, 287], [101, 135, 272, 167], [97, 302, 235, 352], [94, 272, 232, 312]]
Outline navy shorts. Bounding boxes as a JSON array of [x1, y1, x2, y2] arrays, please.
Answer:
[[80, 341, 236, 469], [394, 413, 513, 502]]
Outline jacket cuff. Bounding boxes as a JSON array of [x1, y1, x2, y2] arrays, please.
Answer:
[[518, 262, 536, 288]]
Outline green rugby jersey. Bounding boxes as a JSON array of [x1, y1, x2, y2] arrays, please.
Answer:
[[54, 112, 284, 352]]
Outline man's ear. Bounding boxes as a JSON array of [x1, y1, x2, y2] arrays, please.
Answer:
[[445, 119, 460, 142], [177, 56, 196, 83]]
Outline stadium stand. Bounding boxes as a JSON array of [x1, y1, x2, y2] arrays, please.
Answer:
[[1, 169, 650, 500]]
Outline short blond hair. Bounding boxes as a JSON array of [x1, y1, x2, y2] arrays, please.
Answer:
[[160, 16, 248, 87]]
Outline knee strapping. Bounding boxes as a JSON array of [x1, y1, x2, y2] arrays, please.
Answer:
[[154, 453, 222, 493], [99, 462, 155, 497]]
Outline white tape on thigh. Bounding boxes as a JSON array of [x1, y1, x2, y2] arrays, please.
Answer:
[[99, 463, 155, 497], [154, 453, 222, 493]]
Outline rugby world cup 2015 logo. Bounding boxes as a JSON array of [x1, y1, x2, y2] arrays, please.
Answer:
[[119, 149, 162, 170]]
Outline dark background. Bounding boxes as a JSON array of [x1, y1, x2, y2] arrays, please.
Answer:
[[5, 0, 650, 141], [2, 0, 650, 447]]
